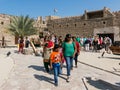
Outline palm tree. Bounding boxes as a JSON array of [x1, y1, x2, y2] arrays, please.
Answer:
[[8, 15, 37, 38]]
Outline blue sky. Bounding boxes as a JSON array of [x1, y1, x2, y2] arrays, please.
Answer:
[[0, 0, 120, 18]]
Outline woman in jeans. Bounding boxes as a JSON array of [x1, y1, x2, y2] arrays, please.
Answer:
[[62, 34, 76, 82]]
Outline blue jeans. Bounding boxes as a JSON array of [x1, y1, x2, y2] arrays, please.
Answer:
[[64, 56, 73, 76], [52, 63, 61, 84]]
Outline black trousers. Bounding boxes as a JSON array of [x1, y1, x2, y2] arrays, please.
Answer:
[[44, 62, 50, 72]]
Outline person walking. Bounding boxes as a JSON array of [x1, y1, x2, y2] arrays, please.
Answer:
[[62, 34, 76, 82], [72, 36, 80, 68], [43, 36, 54, 73], [92, 36, 99, 52], [58, 36, 64, 70], [50, 44, 62, 86]]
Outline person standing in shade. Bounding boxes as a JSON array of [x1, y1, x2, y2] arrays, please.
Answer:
[[18, 37, 24, 53], [50, 44, 62, 86], [62, 34, 76, 82], [25, 37, 30, 48]]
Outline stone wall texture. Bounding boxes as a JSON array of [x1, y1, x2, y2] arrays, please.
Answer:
[[47, 7, 120, 41]]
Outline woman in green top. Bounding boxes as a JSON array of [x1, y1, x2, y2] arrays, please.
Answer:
[[62, 34, 76, 82]]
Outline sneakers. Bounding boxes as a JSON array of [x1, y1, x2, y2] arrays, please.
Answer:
[[75, 65, 78, 68], [54, 83, 58, 87], [71, 67, 73, 70], [66, 76, 70, 82]]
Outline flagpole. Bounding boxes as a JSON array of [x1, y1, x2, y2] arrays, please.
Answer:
[[54, 9, 55, 15], [54, 8, 57, 15]]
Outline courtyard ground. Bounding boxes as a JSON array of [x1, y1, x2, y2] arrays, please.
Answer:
[[0, 48, 120, 90]]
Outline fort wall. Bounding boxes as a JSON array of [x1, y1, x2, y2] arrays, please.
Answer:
[[1, 7, 120, 45], [47, 7, 120, 41]]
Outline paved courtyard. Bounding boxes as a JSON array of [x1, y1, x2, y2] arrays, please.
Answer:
[[0, 48, 120, 90]]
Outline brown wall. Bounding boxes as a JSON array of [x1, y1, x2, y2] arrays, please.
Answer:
[[47, 17, 114, 38]]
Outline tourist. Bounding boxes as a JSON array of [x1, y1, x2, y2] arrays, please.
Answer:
[[104, 37, 112, 53], [62, 34, 76, 82], [58, 36, 63, 46], [50, 44, 62, 86], [54, 35, 58, 44], [76, 36, 80, 44], [25, 37, 30, 48], [72, 36, 80, 68], [84, 38, 90, 51], [92, 36, 99, 52], [1, 36, 5, 48], [58, 36, 64, 70], [18, 37, 24, 53], [43, 36, 54, 73]]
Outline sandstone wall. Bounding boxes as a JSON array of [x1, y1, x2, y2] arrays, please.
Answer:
[[0, 14, 15, 46], [47, 7, 120, 42], [47, 17, 114, 38]]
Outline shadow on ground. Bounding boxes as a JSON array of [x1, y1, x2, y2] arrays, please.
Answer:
[[14, 50, 19, 53], [116, 82, 120, 86], [28, 65, 45, 72], [86, 77, 120, 90], [34, 74, 54, 85], [104, 57, 120, 60], [113, 67, 120, 72]]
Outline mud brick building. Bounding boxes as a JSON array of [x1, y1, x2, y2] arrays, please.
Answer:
[[47, 7, 120, 42]]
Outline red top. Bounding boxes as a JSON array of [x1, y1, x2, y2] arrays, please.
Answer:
[[76, 41, 80, 53], [99, 38, 103, 45], [47, 41, 54, 48]]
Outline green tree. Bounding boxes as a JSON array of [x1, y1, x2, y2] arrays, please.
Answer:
[[8, 15, 37, 38]]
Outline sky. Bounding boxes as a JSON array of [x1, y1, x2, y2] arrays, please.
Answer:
[[0, 0, 120, 18]]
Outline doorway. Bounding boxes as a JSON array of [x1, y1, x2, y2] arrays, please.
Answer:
[[97, 33, 114, 43]]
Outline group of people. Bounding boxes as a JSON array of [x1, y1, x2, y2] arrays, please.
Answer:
[[92, 36, 112, 53], [42, 33, 113, 86], [18, 36, 30, 53], [17, 34, 112, 86], [76, 36, 112, 52], [42, 34, 80, 86]]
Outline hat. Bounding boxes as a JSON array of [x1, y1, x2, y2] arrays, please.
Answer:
[[66, 34, 72, 38], [54, 44, 60, 49]]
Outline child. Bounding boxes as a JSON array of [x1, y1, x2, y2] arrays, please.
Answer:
[[50, 44, 62, 86]]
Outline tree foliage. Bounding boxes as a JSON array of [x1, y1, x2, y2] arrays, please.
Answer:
[[8, 15, 37, 37]]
